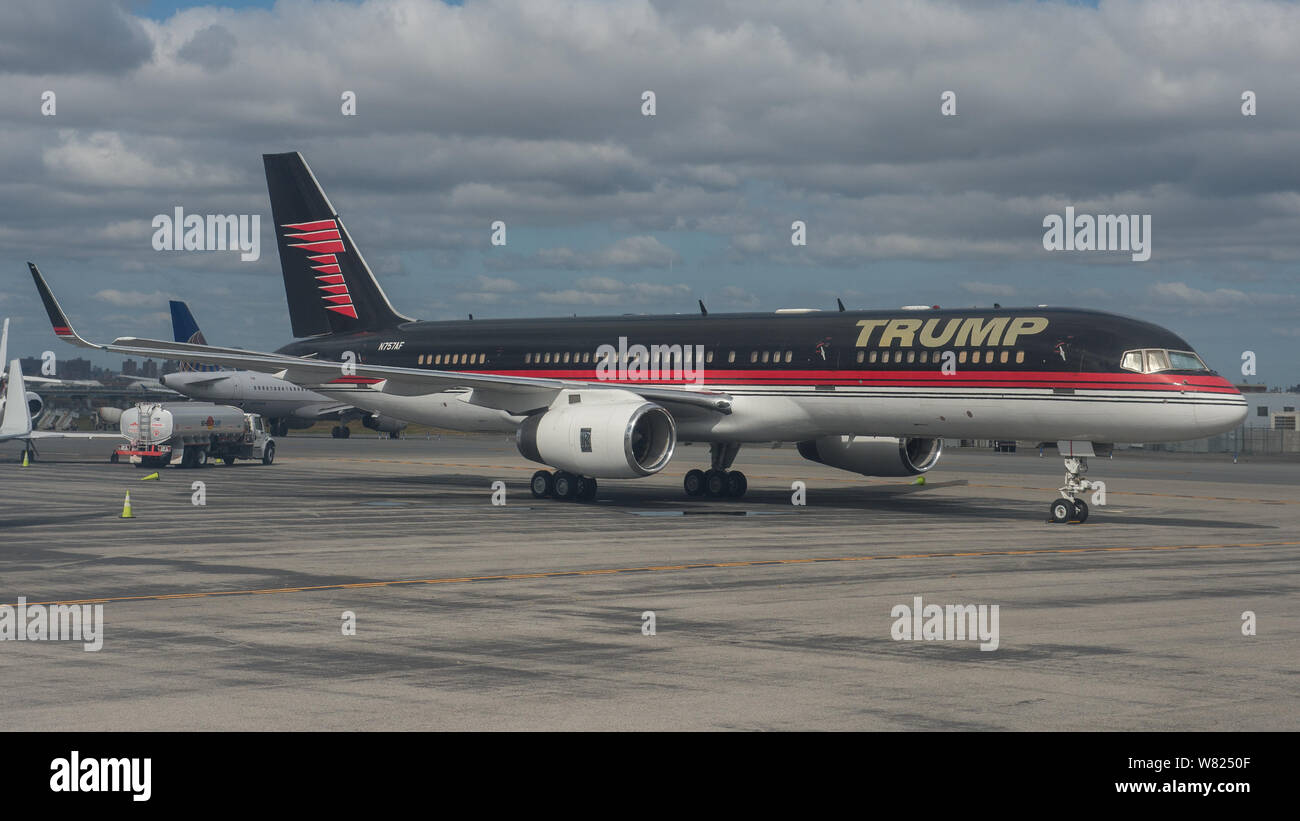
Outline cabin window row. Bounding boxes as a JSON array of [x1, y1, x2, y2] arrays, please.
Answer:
[[418, 349, 1025, 367], [522, 351, 720, 365], [417, 353, 487, 366], [854, 350, 1026, 365], [525, 352, 592, 364]]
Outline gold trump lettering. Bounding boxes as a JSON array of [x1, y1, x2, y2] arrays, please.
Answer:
[[856, 317, 1048, 347]]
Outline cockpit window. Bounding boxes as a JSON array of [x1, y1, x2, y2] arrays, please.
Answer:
[[1120, 348, 1208, 374], [1166, 350, 1207, 371], [1145, 350, 1171, 373]]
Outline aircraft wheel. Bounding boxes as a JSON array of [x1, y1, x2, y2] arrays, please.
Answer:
[[1048, 497, 1073, 524], [683, 469, 706, 497], [576, 476, 598, 501], [1072, 498, 1089, 524], [704, 468, 728, 497], [553, 471, 578, 500], [726, 470, 747, 498], [340, 426, 350, 439], [261, 443, 275, 465], [530, 470, 553, 499]]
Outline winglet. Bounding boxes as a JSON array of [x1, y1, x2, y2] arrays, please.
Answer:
[[1, 359, 33, 437], [29, 263, 97, 349]]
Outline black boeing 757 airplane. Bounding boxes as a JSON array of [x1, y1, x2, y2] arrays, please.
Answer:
[[31, 152, 1246, 522]]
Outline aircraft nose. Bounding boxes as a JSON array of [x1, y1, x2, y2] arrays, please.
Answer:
[[1194, 397, 1248, 437]]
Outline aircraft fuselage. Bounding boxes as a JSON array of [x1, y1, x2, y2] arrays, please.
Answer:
[[274, 306, 1247, 444]]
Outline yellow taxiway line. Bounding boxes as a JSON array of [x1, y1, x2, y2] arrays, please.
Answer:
[[12, 539, 1300, 608]]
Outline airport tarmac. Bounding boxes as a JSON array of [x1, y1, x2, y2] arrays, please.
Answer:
[[1, 434, 1297, 731]]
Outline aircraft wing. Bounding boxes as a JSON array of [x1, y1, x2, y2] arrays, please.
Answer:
[[301, 402, 356, 418], [172, 374, 230, 388], [32, 263, 733, 417], [105, 337, 730, 416]]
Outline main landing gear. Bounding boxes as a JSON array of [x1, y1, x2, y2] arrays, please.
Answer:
[[683, 443, 747, 499], [1047, 456, 1095, 524], [331, 425, 351, 439], [530, 470, 598, 502]]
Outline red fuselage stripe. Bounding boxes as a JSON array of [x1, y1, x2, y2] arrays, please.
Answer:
[[406, 368, 1240, 394]]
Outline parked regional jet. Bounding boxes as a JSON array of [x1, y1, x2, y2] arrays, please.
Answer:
[[0, 317, 105, 423], [30, 152, 1247, 521], [0, 319, 44, 423], [1, 358, 124, 460], [158, 300, 405, 438]]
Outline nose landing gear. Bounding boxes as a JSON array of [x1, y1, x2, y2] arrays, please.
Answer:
[[1048, 456, 1095, 524]]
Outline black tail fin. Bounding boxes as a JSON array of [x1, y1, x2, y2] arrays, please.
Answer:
[[262, 152, 411, 337]]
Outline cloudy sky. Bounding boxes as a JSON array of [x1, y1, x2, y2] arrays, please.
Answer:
[[1, 0, 1298, 386]]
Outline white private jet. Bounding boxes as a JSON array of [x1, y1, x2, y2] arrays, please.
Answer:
[[1, 358, 124, 461]]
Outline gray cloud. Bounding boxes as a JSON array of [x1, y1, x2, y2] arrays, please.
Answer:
[[177, 24, 237, 72], [0, 0, 153, 75], [0, 0, 1297, 383], [486, 236, 681, 271]]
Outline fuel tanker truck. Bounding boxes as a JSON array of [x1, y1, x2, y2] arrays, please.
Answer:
[[116, 402, 275, 468]]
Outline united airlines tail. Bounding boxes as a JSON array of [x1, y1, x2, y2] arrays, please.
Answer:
[[169, 300, 220, 372], [262, 152, 412, 338]]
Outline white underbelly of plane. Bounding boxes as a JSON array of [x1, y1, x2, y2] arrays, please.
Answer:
[[321, 383, 1245, 444], [688, 385, 1245, 443]]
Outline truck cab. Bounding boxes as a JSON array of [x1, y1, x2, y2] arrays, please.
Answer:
[[240, 413, 276, 465]]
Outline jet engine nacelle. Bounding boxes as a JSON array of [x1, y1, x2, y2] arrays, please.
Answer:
[[516, 391, 676, 479], [24, 391, 42, 418], [361, 413, 408, 434], [796, 435, 943, 477], [97, 406, 124, 425]]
